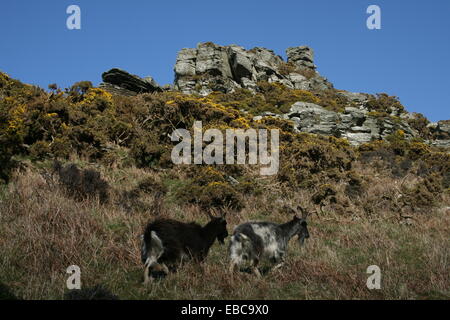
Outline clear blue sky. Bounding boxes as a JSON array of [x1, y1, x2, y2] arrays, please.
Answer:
[[1, 0, 449, 121]]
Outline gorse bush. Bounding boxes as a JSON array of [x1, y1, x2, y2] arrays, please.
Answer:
[[53, 161, 109, 203], [278, 133, 355, 188], [366, 93, 405, 114], [206, 82, 321, 114], [172, 166, 243, 210], [0, 72, 448, 219]]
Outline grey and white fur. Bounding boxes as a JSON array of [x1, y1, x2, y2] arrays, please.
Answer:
[[229, 214, 309, 277]]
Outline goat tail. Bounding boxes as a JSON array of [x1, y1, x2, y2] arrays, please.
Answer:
[[141, 231, 164, 267]]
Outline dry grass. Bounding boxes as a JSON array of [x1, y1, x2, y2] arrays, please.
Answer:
[[0, 165, 449, 300]]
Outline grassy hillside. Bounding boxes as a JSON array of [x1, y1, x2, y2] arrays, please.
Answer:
[[0, 73, 449, 299]]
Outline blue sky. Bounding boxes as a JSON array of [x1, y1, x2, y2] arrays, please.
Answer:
[[0, 0, 449, 121]]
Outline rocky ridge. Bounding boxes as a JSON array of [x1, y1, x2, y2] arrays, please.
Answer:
[[100, 68, 163, 95], [173, 42, 332, 95], [99, 42, 449, 148]]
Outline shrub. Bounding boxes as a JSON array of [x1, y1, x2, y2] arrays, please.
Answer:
[[207, 82, 322, 115], [278, 62, 299, 76], [64, 285, 119, 300], [296, 67, 316, 80], [314, 89, 353, 113], [278, 134, 355, 188], [0, 97, 24, 183], [366, 93, 405, 114], [136, 176, 167, 197], [54, 162, 109, 203], [29, 141, 50, 160], [69, 81, 93, 102], [345, 171, 365, 197], [198, 181, 243, 210], [312, 184, 337, 205], [401, 174, 443, 210], [407, 113, 431, 139], [50, 137, 73, 159]]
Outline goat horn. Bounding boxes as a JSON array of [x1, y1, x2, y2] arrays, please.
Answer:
[[297, 205, 309, 219]]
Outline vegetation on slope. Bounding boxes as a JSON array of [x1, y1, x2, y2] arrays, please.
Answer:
[[0, 73, 449, 299]]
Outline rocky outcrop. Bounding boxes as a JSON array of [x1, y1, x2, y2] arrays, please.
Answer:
[[100, 68, 162, 95], [253, 94, 421, 146], [97, 43, 448, 150], [286, 46, 316, 70], [427, 120, 450, 148], [174, 42, 333, 95]]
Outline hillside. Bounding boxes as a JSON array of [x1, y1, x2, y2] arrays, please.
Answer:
[[0, 43, 449, 300]]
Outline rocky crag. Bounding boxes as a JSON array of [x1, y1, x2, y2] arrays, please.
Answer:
[[173, 42, 332, 95], [100, 68, 163, 96], [100, 42, 449, 148], [256, 98, 450, 147]]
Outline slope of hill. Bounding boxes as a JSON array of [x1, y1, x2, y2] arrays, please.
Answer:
[[0, 43, 449, 299]]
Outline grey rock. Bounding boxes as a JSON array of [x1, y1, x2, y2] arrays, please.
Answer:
[[174, 48, 197, 77], [161, 84, 173, 91], [287, 46, 314, 62], [253, 100, 422, 146], [101, 68, 162, 94], [288, 73, 308, 89], [249, 47, 284, 75], [350, 126, 372, 133], [286, 46, 316, 70], [228, 47, 255, 81], [437, 120, 450, 134], [429, 120, 450, 148], [337, 92, 370, 103], [342, 132, 373, 146], [143, 76, 159, 88], [99, 82, 137, 96], [241, 77, 258, 92], [195, 43, 233, 78], [173, 42, 332, 95], [288, 102, 336, 118]]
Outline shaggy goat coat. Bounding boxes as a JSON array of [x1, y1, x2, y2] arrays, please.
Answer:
[[228, 216, 309, 276], [141, 217, 228, 283]]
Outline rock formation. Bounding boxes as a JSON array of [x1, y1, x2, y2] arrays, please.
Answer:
[[253, 94, 422, 146], [100, 68, 162, 95], [98, 42, 449, 148], [173, 42, 332, 95], [427, 120, 450, 148]]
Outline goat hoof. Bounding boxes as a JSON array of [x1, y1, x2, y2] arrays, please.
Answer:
[[143, 277, 154, 285]]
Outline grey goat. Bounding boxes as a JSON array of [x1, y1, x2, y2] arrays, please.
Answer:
[[229, 206, 310, 277]]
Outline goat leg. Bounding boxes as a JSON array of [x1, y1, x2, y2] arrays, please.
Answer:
[[272, 262, 285, 272], [143, 264, 153, 285], [252, 259, 262, 278], [272, 256, 286, 273], [161, 263, 169, 275], [229, 261, 238, 274]]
